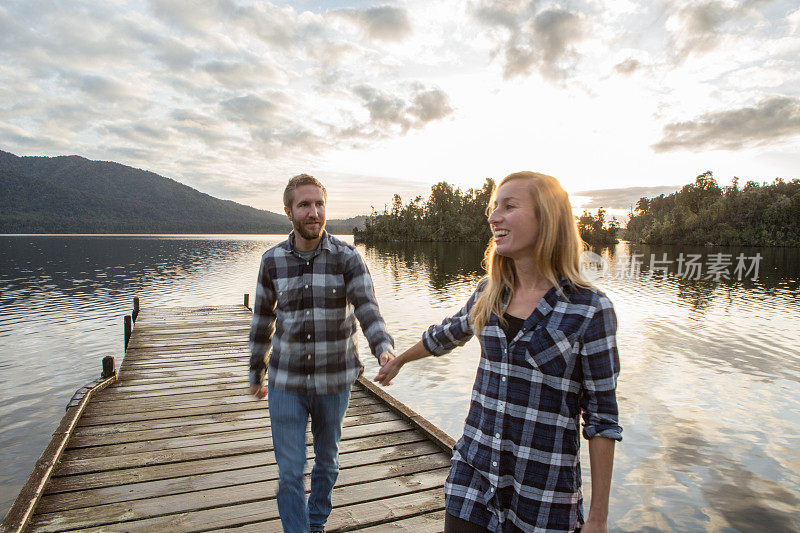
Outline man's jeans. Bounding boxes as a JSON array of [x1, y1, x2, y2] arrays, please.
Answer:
[[268, 385, 351, 533]]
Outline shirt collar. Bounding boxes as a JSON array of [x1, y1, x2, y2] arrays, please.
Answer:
[[285, 230, 334, 255], [499, 275, 574, 322]]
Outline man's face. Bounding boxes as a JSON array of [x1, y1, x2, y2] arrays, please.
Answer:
[[285, 184, 326, 241]]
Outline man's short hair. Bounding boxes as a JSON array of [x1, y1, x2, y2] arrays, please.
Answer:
[[283, 174, 327, 207]]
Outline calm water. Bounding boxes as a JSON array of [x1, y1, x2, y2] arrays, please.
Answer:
[[1, 235, 799, 531]]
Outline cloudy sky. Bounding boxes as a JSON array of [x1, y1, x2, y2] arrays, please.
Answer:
[[1, 0, 798, 217]]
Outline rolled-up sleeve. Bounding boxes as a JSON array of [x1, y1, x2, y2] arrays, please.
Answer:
[[421, 282, 484, 356], [580, 294, 623, 441], [249, 255, 276, 386]]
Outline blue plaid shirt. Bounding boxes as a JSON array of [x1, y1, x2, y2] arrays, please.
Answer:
[[249, 232, 394, 394], [423, 277, 622, 532]]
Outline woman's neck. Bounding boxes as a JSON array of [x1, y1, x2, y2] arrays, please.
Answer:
[[512, 256, 551, 292]]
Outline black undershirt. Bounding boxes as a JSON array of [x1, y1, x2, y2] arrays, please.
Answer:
[[501, 312, 526, 342]]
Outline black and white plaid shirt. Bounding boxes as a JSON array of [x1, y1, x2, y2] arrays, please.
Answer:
[[249, 232, 394, 395], [423, 277, 622, 532]]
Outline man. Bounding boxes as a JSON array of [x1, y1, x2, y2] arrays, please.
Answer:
[[249, 173, 394, 533]]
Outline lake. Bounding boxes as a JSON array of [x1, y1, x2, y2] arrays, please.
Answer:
[[1, 235, 799, 531]]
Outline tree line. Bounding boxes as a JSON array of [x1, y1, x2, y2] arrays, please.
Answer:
[[625, 171, 800, 246], [353, 179, 619, 246]]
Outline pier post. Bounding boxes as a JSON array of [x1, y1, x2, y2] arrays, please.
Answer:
[[244, 293, 250, 310], [102, 356, 116, 379], [124, 315, 132, 350], [132, 297, 140, 323]]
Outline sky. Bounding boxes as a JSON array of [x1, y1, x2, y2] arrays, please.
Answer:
[[1, 0, 798, 218]]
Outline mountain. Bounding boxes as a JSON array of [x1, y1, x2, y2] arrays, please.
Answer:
[[0, 151, 362, 234]]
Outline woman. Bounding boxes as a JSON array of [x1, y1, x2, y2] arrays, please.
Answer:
[[375, 171, 622, 533]]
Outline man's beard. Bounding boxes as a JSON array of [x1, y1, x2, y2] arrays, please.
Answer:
[[293, 218, 325, 240]]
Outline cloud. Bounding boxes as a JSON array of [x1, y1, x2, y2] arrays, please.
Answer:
[[470, 1, 587, 79], [572, 185, 684, 209], [663, 0, 765, 62], [336, 6, 413, 42], [613, 57, 642, 75], [653, 96, 800, 152], [220, 95, 280, 126], [349, 84, 453, 136]]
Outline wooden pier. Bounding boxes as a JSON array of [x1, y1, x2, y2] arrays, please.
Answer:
[[3, 299, 454, 532]]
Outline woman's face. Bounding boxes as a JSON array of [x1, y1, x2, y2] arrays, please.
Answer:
[[488, 179, 540, 260]]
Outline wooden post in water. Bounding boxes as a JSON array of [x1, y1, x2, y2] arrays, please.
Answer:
[[124, 315, 132, 350], [132, 297, 140, 323], [244, 293, 250, 310], [102, 356, 116, 379]]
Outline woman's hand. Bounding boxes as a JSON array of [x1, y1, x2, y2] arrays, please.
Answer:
[[374, 354, 403, 386], [373, 340, 433, 386]]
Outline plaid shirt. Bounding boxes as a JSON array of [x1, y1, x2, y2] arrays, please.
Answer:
[[249, 232, 393, 394], [423, 278, 622, 532]]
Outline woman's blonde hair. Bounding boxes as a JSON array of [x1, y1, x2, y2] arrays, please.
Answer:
[[470, 171, 590, 334]]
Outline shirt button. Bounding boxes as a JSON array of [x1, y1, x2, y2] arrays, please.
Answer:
[[305, 284, 308, 289], [307, 334, 311, 339], [306, 310, 310, 315], [501, 376, 506, 382], [492, 461, 498, 467], [495, 433, 500, 439], [306, 261, 310, 265]]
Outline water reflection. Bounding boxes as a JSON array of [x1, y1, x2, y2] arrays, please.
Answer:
[[360, 240, 485, 292], [1, 236, 799, 530]]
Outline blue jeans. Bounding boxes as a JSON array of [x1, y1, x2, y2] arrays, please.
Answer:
[[268, 385, 351, 533]]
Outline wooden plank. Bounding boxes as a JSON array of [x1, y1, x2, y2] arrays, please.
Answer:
[[129, 326, 250, 336], [33, 469, 448, 532], [83, 389, 371, 413], [38, 444, 447, 518], [116, 361, 249, 376], [59, 408, 395, 476], [40, 451, 448, 514], [122, 352, 245, 363], [66, 406, 391, 459], [89, 384, 255, 403], [125, 339, 249, 350], [354, 510, 447, 532], [101, 375, 244, 392], [79, 394, 381, 426], [47, 424, 419, 493], [80, 389, 372, 419], [70, 401, 388, 441]]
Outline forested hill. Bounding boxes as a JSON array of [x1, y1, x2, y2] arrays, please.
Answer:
[[625, 171, 800, 246], [0, 150, 360, 234]]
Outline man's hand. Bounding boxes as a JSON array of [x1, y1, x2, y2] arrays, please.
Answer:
[[374, 352, 402, 386], [249, 383, 267, 399], [379, 350, 394, 366]]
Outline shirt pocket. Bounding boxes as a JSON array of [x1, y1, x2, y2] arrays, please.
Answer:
[[524, 327, 576, 377], [324, 274, 347, 307], [275, 280, 303, 312]]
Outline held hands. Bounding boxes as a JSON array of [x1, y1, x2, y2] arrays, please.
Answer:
[[374, 350, 402, 386], [249, 383, 267, 399]]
